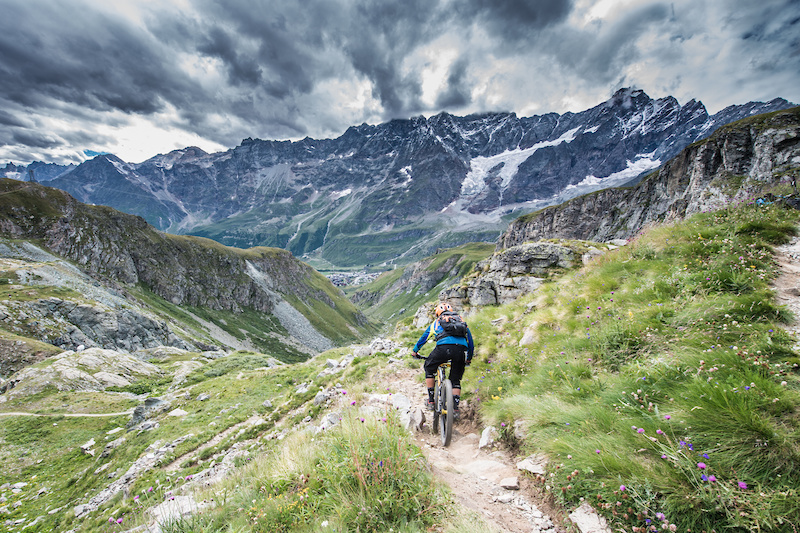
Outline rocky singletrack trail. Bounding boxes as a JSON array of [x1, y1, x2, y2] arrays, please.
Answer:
[[774, 234, 800, 341], [381, 364, 568, 533]]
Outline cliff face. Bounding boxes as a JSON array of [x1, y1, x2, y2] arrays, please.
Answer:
[[498, 107, 800, 248], [0, 180, 368, 353]]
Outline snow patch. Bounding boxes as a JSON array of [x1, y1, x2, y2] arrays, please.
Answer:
[[110, 159, 129, 175], [399, 166, 412, 186], [583, 125, 600, 134], [565, 156, 661, 193], [330, 189, 352, 200], [461, 127, 580, 197]]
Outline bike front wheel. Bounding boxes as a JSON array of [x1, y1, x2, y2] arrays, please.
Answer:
[[432, 381, 440, 436], [440, 379, 454, 446]]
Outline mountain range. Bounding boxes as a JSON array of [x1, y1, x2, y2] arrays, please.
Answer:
[[2, 88, 795, 268]]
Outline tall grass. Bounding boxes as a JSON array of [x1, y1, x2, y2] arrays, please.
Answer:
[[160, 411, 453, 533], [467, 203, 800, 532]]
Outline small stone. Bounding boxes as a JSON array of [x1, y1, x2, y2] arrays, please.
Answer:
[[500, 477, 519, 490]]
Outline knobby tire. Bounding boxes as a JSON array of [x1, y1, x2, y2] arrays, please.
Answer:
[[441, 378, 454, 446]]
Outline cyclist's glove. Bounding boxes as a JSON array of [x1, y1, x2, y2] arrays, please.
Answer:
[[465, 357, 472, 366], [412, 352, 422, 360]]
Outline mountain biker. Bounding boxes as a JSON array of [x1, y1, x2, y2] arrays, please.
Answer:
[[411, 302, 474, 417]]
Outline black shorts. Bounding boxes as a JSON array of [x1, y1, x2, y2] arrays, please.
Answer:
[[424, 344, 467, 389]]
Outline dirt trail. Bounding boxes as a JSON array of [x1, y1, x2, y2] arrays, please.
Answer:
[[382, 364, 566, 533], [774, 235, 800, 338]]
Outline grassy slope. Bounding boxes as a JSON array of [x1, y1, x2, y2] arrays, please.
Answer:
[[451, 201, 800, 532], [351, 242, 495, 323]]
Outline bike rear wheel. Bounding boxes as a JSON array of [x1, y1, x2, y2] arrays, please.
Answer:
[[440, 378, 454, 446]]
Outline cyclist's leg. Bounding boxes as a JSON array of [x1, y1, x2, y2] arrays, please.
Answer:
[[444, 345, 467, 412], [424, 345, 449, 409]]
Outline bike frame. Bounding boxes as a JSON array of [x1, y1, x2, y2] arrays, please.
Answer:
[[426, 360, 454, 447]]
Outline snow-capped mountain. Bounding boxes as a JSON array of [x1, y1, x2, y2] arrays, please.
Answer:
[[5, 88, 794, 267]]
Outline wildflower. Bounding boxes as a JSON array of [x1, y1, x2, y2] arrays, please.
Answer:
[[664, 415, 671, 420], [656, 512, 665, 520], [109, 518, 115, 523], [620, 485, 626, 491], [501, 422, 506, 427], [656, 429, 664, 435], [708, 475, 717, 482], [702, 453, 709, 459], [148, 486, 153, 492], [661, 454, 667, 459], [637, 428, 645, 434], [186, 475, 193, 481], [738, 481, 748, 490], [697, 462, 706, 470], [701, 474, 708, 481], [117, 518, 123, 524], [342, 390, 347, 395], [596, 449, 601, 454], [350, 400, 356, 405]]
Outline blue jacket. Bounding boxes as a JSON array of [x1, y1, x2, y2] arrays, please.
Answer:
[[413, 318, 474, 359]]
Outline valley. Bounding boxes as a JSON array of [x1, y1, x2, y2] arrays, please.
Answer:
[[0, 105, 798, 533]]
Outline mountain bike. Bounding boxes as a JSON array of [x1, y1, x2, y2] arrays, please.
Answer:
[[432, 361, 454, 447]]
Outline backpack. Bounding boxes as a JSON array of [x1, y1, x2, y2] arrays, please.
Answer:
[[435, 311, 468, 340]]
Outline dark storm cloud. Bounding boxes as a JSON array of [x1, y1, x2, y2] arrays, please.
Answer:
[[580, 3, 672, 81], [436, 57, 472, 109], [0, 110, 26, 128], [10, 131, 62, 150], [0, 2, 193, 115], [0, 0, 799, 165], [197, 26, 263, 87], [456, 0, 574, 41]]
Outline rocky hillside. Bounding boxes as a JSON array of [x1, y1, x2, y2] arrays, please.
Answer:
[[7, 90, 792, 268], [499, 106, 800, 248], [0, 179, 371, 368], [350, 242, 495, 323]]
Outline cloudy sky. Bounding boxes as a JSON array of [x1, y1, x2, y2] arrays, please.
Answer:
[[1, 0, 799, 165]]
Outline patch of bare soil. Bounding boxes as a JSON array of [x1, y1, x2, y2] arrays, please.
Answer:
[[383, 364, 568, 533]]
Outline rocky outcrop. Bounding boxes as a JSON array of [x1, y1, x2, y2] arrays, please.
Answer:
[[499, 107, 800, 248], [12, 297, 191, 353], [439, 242, 578, 307], [0, 347, 162, 401]]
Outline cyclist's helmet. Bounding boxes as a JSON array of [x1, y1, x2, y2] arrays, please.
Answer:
[[434, 302, 453, 317]]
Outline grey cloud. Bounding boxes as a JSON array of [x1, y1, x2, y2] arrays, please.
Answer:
[[435, 57, 472, 109], [197, 26, 263, 86], [580, 3, 672, 81], [456, 0, 573, 41], [0, 0, 798, 165]]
